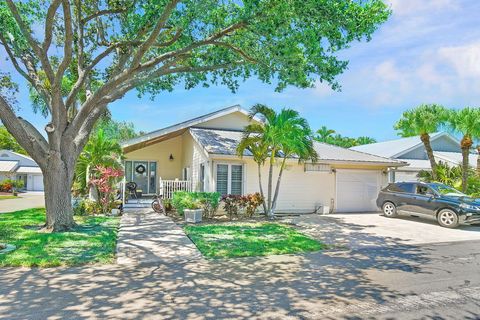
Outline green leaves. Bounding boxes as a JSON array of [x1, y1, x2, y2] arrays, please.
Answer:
[[394, 104, 449, 137]]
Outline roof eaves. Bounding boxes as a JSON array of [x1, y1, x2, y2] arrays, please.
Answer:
[[121, 104, 246, 149]]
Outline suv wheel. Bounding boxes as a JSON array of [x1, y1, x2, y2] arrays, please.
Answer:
[[437, 209, 459, 228], [382, 202, 397, 218]]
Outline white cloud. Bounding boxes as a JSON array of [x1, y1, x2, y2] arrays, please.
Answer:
[[388, 0, 458, 15], [438, 42, 480, 78]]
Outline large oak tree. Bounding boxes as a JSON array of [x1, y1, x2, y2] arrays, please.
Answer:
[[0, 0, 390, 231]]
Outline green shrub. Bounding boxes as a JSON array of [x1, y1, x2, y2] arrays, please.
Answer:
[[72, 198, 87, 216], [172, 191, 220, 216]]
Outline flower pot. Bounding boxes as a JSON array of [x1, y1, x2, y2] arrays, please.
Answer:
[[111, 209, 120, 216], [184, 209, 203, 223]]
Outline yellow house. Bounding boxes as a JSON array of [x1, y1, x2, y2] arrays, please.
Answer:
[[121, 105, 406, 213]]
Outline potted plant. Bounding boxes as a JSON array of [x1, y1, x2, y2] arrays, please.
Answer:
[[184, 199, 203, 223]]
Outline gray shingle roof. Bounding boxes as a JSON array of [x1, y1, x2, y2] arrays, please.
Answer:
[[190, 128, 404, 166]]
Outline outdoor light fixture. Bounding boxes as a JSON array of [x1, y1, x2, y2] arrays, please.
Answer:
[[169, 154, 174, 161]]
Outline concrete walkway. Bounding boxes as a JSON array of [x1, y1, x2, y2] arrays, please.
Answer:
[[0, 192, 45, 213], [116, 209, 203, 265]]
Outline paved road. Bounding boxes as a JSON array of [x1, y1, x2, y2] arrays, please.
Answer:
[[0, 192, 44, 213], [1, 238, 480, 319]]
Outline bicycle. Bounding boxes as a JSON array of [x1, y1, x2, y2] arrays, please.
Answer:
[[151, 193, 166, 215]]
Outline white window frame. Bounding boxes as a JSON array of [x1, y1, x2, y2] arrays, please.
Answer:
[[214, 162, 245, 195]]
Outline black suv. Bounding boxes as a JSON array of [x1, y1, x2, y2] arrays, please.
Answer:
[[376, 182, 480, 228]]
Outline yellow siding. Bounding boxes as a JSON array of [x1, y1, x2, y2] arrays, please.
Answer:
[[125, 135, 183, 180], [195, 111, 253, 130]]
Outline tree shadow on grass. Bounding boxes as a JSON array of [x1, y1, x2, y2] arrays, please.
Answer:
[[0, 217, 437, 320]]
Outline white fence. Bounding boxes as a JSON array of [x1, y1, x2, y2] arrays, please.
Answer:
[[160, 179, 193, 199]]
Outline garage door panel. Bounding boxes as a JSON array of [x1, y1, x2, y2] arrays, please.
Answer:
[[336, 170, 381, 212]]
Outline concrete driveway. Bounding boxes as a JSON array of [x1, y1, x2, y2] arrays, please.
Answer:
[[284, 212, 480, 248], [0, 192, 45, 213]]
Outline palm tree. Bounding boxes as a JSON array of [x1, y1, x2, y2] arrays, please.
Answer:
[[447, 107, 480, 192], [315, 126, 336, 141], [75, 129, 124, 199], [236, 130, 269, 214], [270, 111, 317, 214], [244, 104, 317, 218], [394, 104, 448, 180], [356, 136, 377, 146]]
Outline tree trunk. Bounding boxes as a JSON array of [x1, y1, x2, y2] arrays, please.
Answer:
[[257, 163, 268, 215], [460, 136, 473, 193], [270, 157, 287, 216], [267, 153, 275, 217], [477, 146, 480, 176], [42, 155, 76, 232], [420, 133, 437, 180]]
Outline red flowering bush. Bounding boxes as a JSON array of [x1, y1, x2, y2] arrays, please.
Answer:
[[89, 166, 124, 213], [221, 193, 264, 220]]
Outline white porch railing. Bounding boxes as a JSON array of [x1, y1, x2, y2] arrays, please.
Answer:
[[159, 179, 193, 199]]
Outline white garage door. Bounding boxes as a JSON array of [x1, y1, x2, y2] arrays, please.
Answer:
[[32, 175, 44, 191], [336, 170, 382, 212]]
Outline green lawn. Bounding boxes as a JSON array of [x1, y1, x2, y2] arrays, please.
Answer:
[[0, 195, 19, 200], [184, 223, 324, 258], [0, 208, 119, 267]]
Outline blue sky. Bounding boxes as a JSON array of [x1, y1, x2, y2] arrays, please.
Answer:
[[2, 0, 480, 141]]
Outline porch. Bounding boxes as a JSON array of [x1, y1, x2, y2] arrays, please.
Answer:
[[122, 179, 193, 209]]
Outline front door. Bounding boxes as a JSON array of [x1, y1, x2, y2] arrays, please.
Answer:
[[125, 160, 157, 194]]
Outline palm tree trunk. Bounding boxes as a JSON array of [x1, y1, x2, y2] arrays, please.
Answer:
[[420, 133, 437, 180], [270, 157, 287, 215], [257, 162, 268, 215], [461, 135, 473, 193], [267, 153, 275, 217], [477, 146, 480, 176]]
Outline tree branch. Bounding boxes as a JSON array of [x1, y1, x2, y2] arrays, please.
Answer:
[[211, 41, 258, 63], [5, 0, 55, 83], [0, 96, 48, 166], [81, 8, 129, 24], [130, 0, 180, 68], [42, 0, 62, 53]]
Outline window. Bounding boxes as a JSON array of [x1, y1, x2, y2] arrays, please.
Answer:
[[388, 183, 415, 194], [183, 167, 190, 180], [231, 165, 243, 195], [199, 163, 205, 192], [216, 164, 229, 195], [215, 163, 243, 196], [305, 163, 330, 172], [149, 162, 157, 194]]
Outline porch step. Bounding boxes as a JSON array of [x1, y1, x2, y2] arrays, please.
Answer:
[[124, 203, 151, 209]]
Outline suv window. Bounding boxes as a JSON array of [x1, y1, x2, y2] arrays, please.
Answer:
[[387, 183, 415, 194], [416, 185, 434, 196]]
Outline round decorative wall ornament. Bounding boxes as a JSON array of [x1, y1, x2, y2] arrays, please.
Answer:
[[135, 164, 146, 174]]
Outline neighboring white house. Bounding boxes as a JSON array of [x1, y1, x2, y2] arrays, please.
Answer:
[[0, 150, 44, 191], [121, 105, 405, 213], [351, 132, 477, 182]]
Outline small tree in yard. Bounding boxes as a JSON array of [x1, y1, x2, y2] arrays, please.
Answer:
[[447, 107, 480, 192], [89, 166, 124, 214], [0, 0, 389, 231], [239, 104, 317, 219]]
